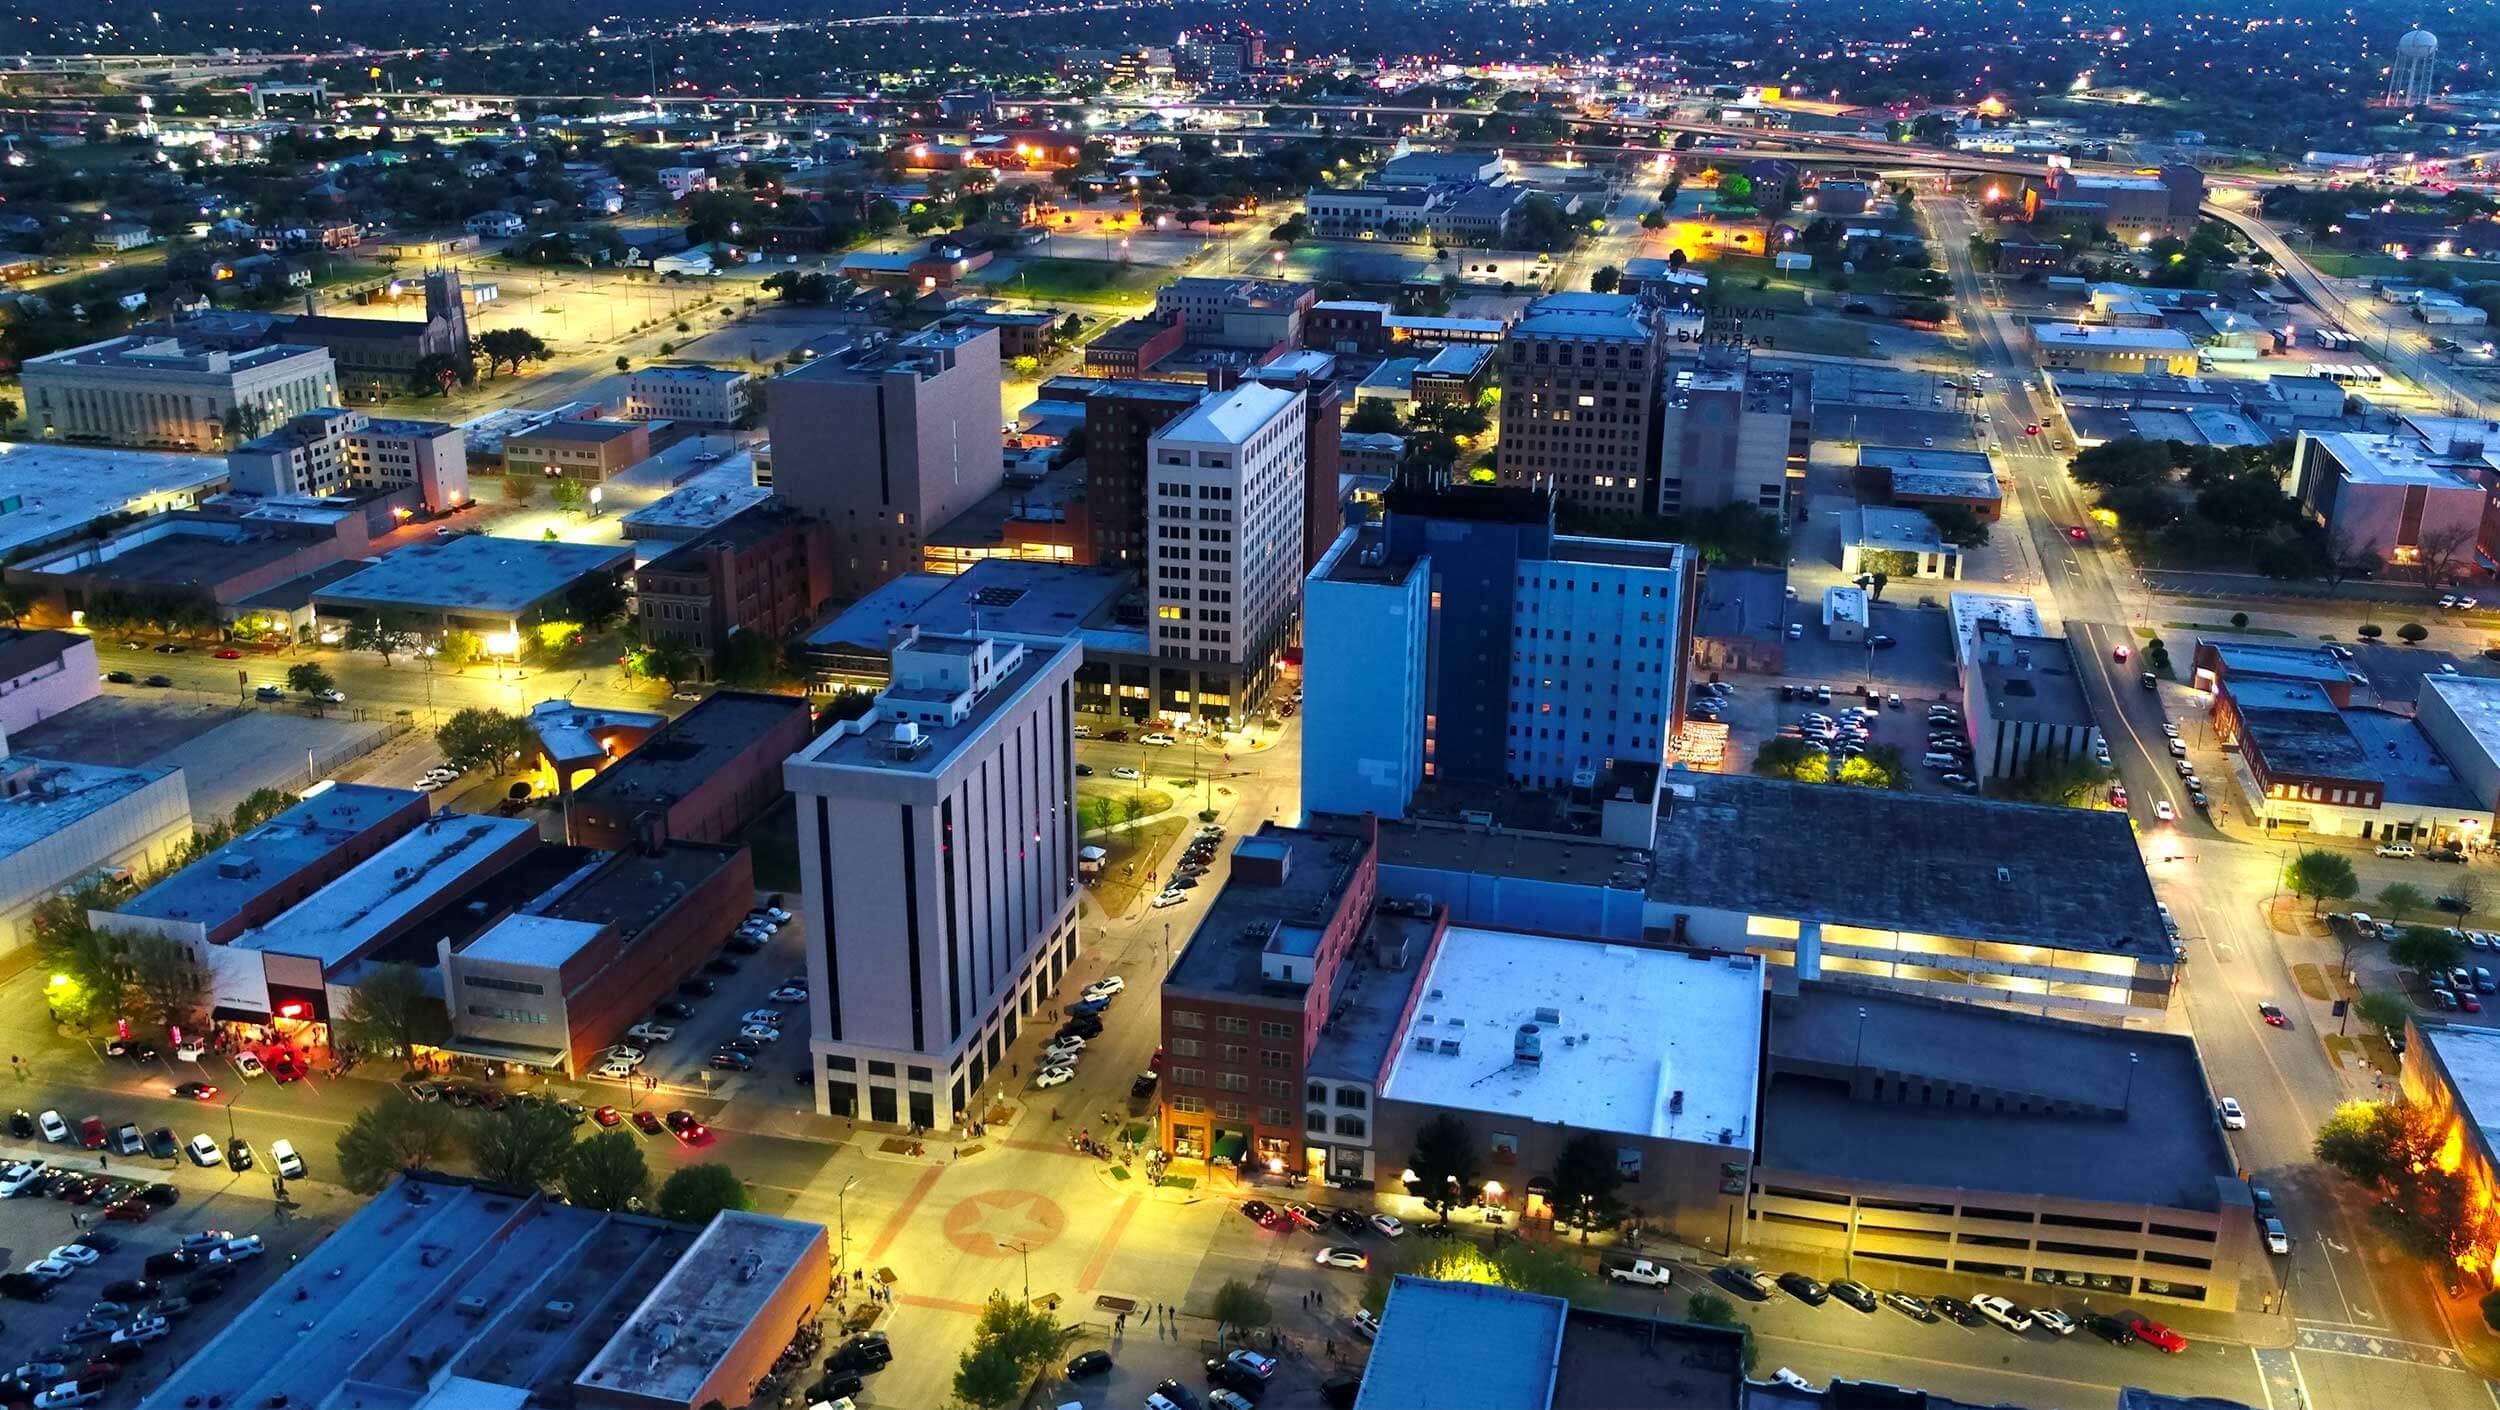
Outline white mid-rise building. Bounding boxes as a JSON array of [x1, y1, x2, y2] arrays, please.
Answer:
[[623, 364, 756, 427], [23, 336, 338, 451], [227, 407, 469, 511], [786, 631, 1083, 1131], [1146, 383, 1306, 718]]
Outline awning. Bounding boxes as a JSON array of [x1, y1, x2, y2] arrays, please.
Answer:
[[1211, 1131, 1248, 1165], [434, 1034, 570, 1069]]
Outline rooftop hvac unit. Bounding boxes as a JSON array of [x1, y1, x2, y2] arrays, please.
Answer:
[[1533, 1006, 1562, 1024], [1412, 1035, 1436, 1054], [1514, 1024, 1542, 1066], [541, 1300, 577, 1325], [455, 1294, 492, 1318], [1436, 1038, 1461, 1055]]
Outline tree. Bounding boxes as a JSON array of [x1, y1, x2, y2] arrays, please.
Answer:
[[470, 1100, 579, 1190], [2378, 882, 2431, 921], [231, 787, 299, 831], [550, 478, 588, 511], [2398, 623, 2429, 645], [626, 642, 701, 688], [344, 614, 421, 666], [966, 1292, 1082, 1377], [501, 474, 540, 505], [615, 355, 631, 373], [1010, 355, 1040, 378], [2415, 522, 2478, 587], [2389, 925, 2466, 978], [1589, 264, 1621, 294], [951, 1343, 1026, 1409], [2283, 849, 2359, 914], [2358, 623, 2385, 641], [1406, 1113, 1481, 1224], [1920, 505, 1990, 548], [475, 327, 553, 378], [564, 1129, 651, 1211], [32, 890, 136, 1031], [656, 1163, 750, 1223], [410, 350, 475, 396], [1750, 737, 1824, 782], [1210, 1277, 1272, 1349], [711, 629, 778, 688], [0, 582, 36, 627], [2231, 612, 2251, 630], [436, 707, 535, 775], [334, 962, 450, 1065], [124, 932, 209, 1031], [285, 663, 337, 712], [1345, 399, 1403, 435], [2355, 990, 2413, 1037], [1546, 1130, 1625, 1241], [1685, 1291, 1760, 1376], [334, 1097, 465, 1194]]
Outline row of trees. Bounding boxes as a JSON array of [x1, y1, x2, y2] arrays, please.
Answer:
[[1752, 738, 1910, 791], [405, 328, 554, 397], [32, 788, 304, 1033], [2068, 437, 2351, 580], [332, 1091, 753, 1223]]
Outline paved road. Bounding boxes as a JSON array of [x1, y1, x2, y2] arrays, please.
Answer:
[[1925, 193, 2500, 1409]]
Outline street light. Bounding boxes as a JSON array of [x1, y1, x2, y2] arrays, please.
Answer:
[[837, 1173, 857, 1284], [997, 1237, 1032, 1303]]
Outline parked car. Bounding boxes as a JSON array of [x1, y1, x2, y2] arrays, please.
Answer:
[[1776, 1272, 1829, 1306]]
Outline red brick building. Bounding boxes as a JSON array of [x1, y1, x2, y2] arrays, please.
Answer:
[[566, 691, 813, 851], [1158, 817, 1379, 1174], [634, 507, 834, 678]]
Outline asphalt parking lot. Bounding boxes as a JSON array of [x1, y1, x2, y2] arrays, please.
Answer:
[[604, 896, 813, 1097], [0, 1146, 307, 1407]]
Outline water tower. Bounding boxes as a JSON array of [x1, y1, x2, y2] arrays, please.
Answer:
[[2388, 28, 2438, 108]]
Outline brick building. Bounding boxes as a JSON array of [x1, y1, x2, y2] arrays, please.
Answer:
[[1159, 818, 1380, 1173], [634, 507, 833, 677], [566, 691, 813, 850]]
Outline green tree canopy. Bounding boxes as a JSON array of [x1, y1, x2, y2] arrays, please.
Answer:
[[656, 1163, 751, 1223], [1210, 1277, 1272, 1348], [2284, 849, 2359, 913], [2390, 925, 2466, 977], [470, 1099, 579, 1190], [563, 1129, 651, 1212], [334, 962, 451, 1066], [2378, 882, 2430, 920], [436, 707, 535, 775], [1407, 1112, 1482, 1223], [1547, 1130, 1627, 1241], [335, 1097, 465, 1194]]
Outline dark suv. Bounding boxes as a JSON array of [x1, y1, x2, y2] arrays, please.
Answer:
[[1776, 1272, 1829, 1306]]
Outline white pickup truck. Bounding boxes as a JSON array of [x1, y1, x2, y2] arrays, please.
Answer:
[[1604, 1258, 1672, 1288]]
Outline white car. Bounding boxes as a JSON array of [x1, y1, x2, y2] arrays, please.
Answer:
[[1771, 1369, 1816, 1392], [1972, 1294, 2033, 1333], [1370, 1213, 1405, 1238], [1112, 766, 1142, 781], [36, 1110, 68, 1143], [626, 1023, 676, 1045], [20, 1259, 72, 1282], [1314, 1246, 1368, 1269], [739, 1023, 783, 1043], [44, 1244, 98, 1267], [1226, 1349, 1277, 1380], [1084, 975, 1127, 998], [2033, 1309, 2077, 1337], [742, 912, 783, 931], [758, 905, 793, 924], [174, 1040, 207, 1062], [593, 1058, 639, 1080], [271, 1139, 306, 1179], [603, 1045, 647, 1066], [235, 1052, 265, 1078], [186, 1133, 224, 1166], [0, 1160, 47, 1197], [769, 985, 809, 1003], [1045, 1034, 1088, 1054], [742, 1008, 785, 1026], [2219, 1097, 2246, 1129], [1152, 891, 1188, 908], [416, 777, 448, 793], [34, 1384, 102, 1409], [2154, 800, 2176, 821], [1034, 1065, 1075, 1089], [210, 1234, 265, 1263]]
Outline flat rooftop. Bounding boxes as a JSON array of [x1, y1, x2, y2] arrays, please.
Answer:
[[1692, 564, 1788, 642], [574, 691, 807, 814], [1168, 822, 1372, 1001], [1859, 444, 1995, 476], [2416, 1024, 2500, 1162], [783, 324, 988, 383], [0, 756, 177, 862], [616, 461, 772, 538], [112, 783, 418, 928], [797, 636, 1074, 777], [631, 363, 748, 385], [2423, 674, 2500, 762], [28, 333, 328, 373], [1647, 774, 2171, 960], [19, 519, 314, 589], [1355, 1278, 1567, 1410], [1382, 927, 1762, 1146], [461, 911, 607, 970], [2310, 429, 2488, 489], [0, 442, 231, 557], [2033, 323, 2196, 353], [1977, 634, 2094, 727], [1306, 911, 1434, 1085], [2200, 637, 2351, 686], [527, 698, 666, 765], [1852, 506, 1946, 551], [1763, 984, 2238, 1211], [1368, 814, 1655, 894], [314, 535, 634, 618], [232, 558, 376, 613], [1155, 381, 1296, 446], [1549, 1307, 1746, 1410], [538, 840, 747, 942], [573, 1210, 824, 1404], [0, 627, 84, 678], [809, 558, 1140, 662], [1950, 590, 2047, 648], [236, 812, 537, 968]]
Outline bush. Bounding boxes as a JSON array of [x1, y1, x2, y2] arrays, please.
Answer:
[[2398, 623, 2428, 644], [2358, 624, 2384, 640]]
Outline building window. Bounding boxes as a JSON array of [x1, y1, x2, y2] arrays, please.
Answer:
[[1258, 1020, 1291, 1039], [1335, 1087, 1367, 1110], [1172, 1011, 1204, 1029], [1333, 1115, 1367, 1138]]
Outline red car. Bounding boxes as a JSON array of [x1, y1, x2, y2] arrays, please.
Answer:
[[2111, 643, 2130, 661], [2068, 525, 2089, 541], [2110, 787, 2129, 810], [2026, 423, 2042, 436], [104, 1198, 153, 1223], [632, 1110, 664, 1135], [268, 1053, 305, 1083], [593, 1105, 623, 1127], [665, 1109, 709, 1144], [213, 648, 243, 659], [2258, 1003, 2289, 1028], [2127, 1313, 2187, 1353], [2465, 993, 2485, 1014]]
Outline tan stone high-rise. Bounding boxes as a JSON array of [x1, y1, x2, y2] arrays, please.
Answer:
[[1493, 293, 1662, 516]]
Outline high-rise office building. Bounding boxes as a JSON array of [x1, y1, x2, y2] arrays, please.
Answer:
[[1038, 375, 1207, 569], [1493, 293, 1663, 515], [786, 630, 1083, 1131], [1244, 356, 1347, 571], [1654, 353, 1810, 518], [768, 327, 1003, 600], [1147, 382, 1307, 722]]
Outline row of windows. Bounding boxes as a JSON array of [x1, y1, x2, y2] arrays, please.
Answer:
[[464, 1003, 547, 1024]]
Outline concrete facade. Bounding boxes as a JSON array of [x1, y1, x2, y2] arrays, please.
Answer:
[[787, 633, 1083, 1131], [1146, 382, 1307, 724], [0, 629, 98, 735], [1495, 294, 1662, 515], [24, 336, 339, 451]]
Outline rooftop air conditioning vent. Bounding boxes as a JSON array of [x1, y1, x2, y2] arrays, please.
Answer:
[[1412, 1036, 1436, 1054], [1436, 1039, 1461, 1056]]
